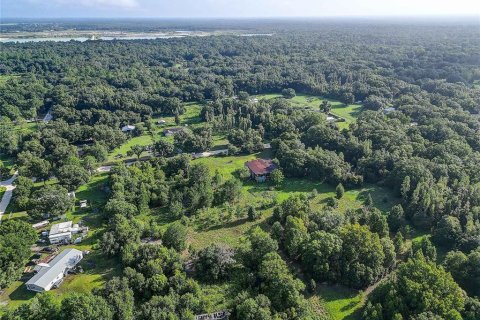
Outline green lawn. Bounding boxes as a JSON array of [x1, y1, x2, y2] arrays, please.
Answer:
[[0, 154, 15, 174], [254, 93, 363, 129], [108, 134, 154, 161], [106, 102, 204, 162], [311, 284, 364, 320]]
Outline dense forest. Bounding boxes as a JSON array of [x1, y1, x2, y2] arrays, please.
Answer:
[[0, 20, 479, 320]]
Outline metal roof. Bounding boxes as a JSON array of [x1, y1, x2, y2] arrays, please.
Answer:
[[245, 159, 277, 175], [26, 248, 83, 290], [50, 221, 72, 235]]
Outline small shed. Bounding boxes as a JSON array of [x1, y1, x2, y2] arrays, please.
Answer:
[[245, 159, 277, 182], [79, 200, 88, 208], [32, 220, 49, 229], [157, 119, 167, 125]]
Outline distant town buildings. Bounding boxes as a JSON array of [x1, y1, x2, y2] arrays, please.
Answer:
[[26, 248, 83, 292]]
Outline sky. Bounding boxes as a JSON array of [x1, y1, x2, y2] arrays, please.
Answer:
[[1, 0, 479, 19]]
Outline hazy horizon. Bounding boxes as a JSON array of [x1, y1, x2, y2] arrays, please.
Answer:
[[2, 0, 479, 19]]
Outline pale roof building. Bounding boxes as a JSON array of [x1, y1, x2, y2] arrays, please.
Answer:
[[26, 248, 83, 292]]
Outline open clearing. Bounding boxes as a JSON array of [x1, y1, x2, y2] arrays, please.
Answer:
[[255, 93, 363, 129]]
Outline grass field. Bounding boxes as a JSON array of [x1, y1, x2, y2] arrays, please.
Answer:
[[187, 151, 398, 250], [312, 285, 364, 320], [255, 93, 363, 129], [106, 102, 204, 162]]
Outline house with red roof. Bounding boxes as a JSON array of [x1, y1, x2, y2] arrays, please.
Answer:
[[245, 159, 277, 182]]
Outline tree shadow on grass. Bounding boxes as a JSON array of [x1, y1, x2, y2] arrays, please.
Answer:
[[7, 284, 36, 302]]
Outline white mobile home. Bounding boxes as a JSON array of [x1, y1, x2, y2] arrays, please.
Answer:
[[26, 248, 83, 292], [48, 221, 74, 244]]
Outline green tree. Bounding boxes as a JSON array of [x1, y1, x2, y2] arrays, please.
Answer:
[[364, 193, 373, 207], [281, 88, 296, 99], [258, 252, 305, 311], [339, 224, 386, 288], [247, 206, 259, 221], [195, 244, 235, 281], [364, 255, 465, 319], [387, 204, 406, 232], [234, 293, 273, 320], [163, 222, 188, 251], [128, 144, 145, 160], [57, 164, 90, 191], [60, 293, 113, 320], [336, 183, 345, 199], [12, 176, 34, 210], [270, 169, 284, 187], [153, 139, 175, 158], [28, 185, 73, 219], [432, 216, 462, 248]]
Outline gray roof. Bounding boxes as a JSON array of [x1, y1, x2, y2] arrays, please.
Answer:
[[26, 248, 83, 289], [50, 221, 72, 235]]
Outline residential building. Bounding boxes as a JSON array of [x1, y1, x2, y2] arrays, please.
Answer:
[[121, 125, 136, 132], [383, 107, 396, 114], [48, 221, 80, 245], [26, 248, 83, 292], [163, 127, 184, 136], [245, 159, 277, 182]]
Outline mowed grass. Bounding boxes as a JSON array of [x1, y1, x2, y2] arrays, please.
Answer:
[[107, 102, 204, 162], [188, 152, 398, 250], [255, 93, 363, 129], [311, 284, 364, 320]]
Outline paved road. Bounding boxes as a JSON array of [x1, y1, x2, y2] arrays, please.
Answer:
[[0, 172, 18, 223]]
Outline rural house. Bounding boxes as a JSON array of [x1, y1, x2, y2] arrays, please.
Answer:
[[26, 248, 83, 292], [48, 221, 81, 245], [164, 127, 184, 136], [121, 124, 136, 132], [245, 159, 277, 182]]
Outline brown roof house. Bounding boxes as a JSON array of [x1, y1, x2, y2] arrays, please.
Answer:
[[245, 159, 277, 182]]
